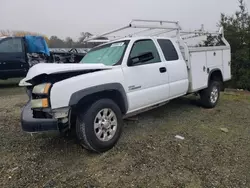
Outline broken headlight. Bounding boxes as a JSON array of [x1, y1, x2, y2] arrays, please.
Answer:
[[32, 83, 51, 95]]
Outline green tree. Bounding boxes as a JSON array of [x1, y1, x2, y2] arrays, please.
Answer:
[[219, 0, 250, 90]]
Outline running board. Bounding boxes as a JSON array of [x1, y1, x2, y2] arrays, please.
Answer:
[[123, 101, 169, 119]]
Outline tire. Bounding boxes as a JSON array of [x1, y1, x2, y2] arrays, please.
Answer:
[[200, 81, 221, 108], [76, 98, 123, 153]]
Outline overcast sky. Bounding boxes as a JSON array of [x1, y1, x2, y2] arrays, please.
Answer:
[[0, 0, 249, 39]]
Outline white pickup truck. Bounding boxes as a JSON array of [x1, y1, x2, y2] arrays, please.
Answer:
[[20, 20, 231, 152]]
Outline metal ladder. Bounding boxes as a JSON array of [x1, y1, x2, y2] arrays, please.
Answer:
[[83, 19, 223, 43]]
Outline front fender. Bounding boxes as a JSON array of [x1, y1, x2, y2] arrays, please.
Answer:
[[49, 68, 126, 109], [69, 83, 128, 112]]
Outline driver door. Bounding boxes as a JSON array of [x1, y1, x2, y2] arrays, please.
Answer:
[[122, 39, 169, 113]]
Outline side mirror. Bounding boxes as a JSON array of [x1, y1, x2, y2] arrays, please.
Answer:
[[128, 52, 154, 66]]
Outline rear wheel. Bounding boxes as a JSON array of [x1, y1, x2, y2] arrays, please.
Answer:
[[76, 98, 123, 153], [200, 81, 221, 108]]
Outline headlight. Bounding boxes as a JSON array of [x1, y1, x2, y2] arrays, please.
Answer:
[[31, 98, 49, 109], [32, 83, 51, 94]]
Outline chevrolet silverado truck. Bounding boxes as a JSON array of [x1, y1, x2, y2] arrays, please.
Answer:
[[19, 20, 231, 152], [0, 36, 86, 80]]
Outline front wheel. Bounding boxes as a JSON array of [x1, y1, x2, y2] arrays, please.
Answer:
[[76, 99, 123, 153], [200, 81, 221, 108]]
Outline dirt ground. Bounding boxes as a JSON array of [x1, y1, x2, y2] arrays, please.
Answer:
[[0, 80, 250, 188]]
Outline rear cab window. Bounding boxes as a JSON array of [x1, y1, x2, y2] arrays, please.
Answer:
[[157, 39, 179, 61]]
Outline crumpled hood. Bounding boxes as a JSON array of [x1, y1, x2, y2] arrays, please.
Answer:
[[24, 63, 112, 82]]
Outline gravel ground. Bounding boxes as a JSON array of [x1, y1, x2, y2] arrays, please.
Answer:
[[0, 81, 250, 188]]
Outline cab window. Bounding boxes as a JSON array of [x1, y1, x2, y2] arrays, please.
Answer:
[[129, 39, 161, 65], [157, 39, 179, 61], [0, 38, 23, 53]]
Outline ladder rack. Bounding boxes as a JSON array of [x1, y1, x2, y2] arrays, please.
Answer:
[[83, 19, 229, 72], [84, 19, 224, 43], [84, 19, 181, 43]]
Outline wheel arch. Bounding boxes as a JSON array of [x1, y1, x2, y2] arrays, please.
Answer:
[[208, 68, 224, 91], [69, 83, 128, 114]]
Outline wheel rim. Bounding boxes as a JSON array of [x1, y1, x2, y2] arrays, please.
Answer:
[[210, 86, 219, 104], [94, 108, 118, 142]]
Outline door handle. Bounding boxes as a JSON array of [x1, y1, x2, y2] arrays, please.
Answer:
[[159, 67, 167, 73]]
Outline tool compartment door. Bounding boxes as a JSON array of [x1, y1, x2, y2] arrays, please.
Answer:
[[189, 51, 208, 91], [206, 50, 223, 68]]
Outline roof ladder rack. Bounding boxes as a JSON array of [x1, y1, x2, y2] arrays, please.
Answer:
[[84, 19, 224, 43], [84, 19, 181, 43]]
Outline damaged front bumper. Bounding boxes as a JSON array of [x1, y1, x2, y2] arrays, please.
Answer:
[[21, 101, 58, 132]]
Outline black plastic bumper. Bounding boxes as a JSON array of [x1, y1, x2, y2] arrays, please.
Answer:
[[21, 101, 58, 132]]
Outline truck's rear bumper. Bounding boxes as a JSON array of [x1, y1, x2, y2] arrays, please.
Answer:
[[21, 101, 58, 132]]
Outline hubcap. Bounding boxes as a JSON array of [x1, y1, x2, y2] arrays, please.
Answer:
[[210, 86, 219, 104], [94, 108, 117, 142]]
